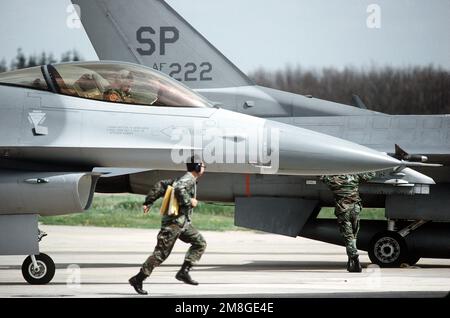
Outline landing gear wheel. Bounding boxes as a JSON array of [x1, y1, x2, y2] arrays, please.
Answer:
[[368, 231, 408, 268], [21, 253, 55, 285]]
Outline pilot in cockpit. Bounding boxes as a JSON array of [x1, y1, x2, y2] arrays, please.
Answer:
[[103, 70, 135, 103]]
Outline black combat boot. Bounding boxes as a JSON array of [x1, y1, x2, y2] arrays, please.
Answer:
[[347, 256, 362, 273], [129, 269, 149, 295], [175, 261, 199, 285]]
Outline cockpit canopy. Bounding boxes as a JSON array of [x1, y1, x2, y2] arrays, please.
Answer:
[[0, 66, 48, 91], [0, 61, 212, 108]]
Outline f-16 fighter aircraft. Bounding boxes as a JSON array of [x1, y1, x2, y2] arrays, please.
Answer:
[[0, 59, 405, 284]]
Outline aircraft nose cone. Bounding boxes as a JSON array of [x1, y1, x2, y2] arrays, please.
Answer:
[[266, 120, 400, 175]]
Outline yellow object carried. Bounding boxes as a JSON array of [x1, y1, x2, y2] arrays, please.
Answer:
[[159, 185, 179, 216]]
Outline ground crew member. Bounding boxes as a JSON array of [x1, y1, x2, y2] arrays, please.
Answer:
[[320, 172, 375, 272], [129, 156, 207, 295]]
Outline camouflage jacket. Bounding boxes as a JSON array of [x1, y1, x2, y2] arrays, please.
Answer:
[[320, 172, 376, 206], [144, 172, 197, 226]]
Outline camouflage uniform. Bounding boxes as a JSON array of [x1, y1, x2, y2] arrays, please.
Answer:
[[141, 172, 207, 276], [320, 172, 375, 258]]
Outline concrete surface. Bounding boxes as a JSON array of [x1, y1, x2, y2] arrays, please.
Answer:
[[0, 225, 449, 298]]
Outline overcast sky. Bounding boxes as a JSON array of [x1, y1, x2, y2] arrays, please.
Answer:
[[1, 0, 449, 73]]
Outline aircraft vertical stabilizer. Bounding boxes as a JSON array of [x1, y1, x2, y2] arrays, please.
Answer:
[[72, 0, 252, 89]]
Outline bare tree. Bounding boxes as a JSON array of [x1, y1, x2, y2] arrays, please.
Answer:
[[72, 49, 81, 61], [10, 48, 27, 70], [0, 59, 7, 73], [26, 54, 38, 68], [249, 65, 450, 115], [4, 49, 84, 71]]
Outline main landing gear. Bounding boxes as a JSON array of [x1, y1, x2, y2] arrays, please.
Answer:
[[368, 220, 427, 267]]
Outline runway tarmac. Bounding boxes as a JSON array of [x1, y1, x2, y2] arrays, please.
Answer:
[[0, 225, 449, 298]]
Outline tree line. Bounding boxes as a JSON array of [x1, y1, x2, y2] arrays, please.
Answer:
[[0, 48, 82, 73], [249, 65, 449, 115]]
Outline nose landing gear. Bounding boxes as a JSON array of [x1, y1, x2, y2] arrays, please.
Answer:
[[21, 253, 55, 284], [21, 229, 55, 284]]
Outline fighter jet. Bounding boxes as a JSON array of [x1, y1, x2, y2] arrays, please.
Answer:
[[0, 59, 407, 284], [72, 0, 450, 268]]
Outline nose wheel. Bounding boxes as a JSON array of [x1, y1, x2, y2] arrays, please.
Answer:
[[21, 253, 55, 285]]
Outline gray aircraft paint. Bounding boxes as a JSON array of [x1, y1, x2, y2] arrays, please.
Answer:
[[0, 84, 402, 177], [0, 215, 38, 255]]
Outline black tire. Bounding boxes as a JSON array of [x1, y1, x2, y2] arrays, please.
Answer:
[[406, 254, 421, 266], [368, 231, 408, 268], [21, 253, 55, 285]]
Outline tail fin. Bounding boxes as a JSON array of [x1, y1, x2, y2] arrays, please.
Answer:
[[72, 0, 252, 89]]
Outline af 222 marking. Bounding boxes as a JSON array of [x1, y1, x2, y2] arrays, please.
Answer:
[[147, 62, 212, 82], [136, 26, 213, 82]]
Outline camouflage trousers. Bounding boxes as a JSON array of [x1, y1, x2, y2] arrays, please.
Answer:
[[141, 222, 207, 276], [335, 201, 362, 258]]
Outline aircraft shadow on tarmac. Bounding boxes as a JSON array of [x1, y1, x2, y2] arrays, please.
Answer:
[[0, 261, 350, 271], [3, 260, 449, 272]]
